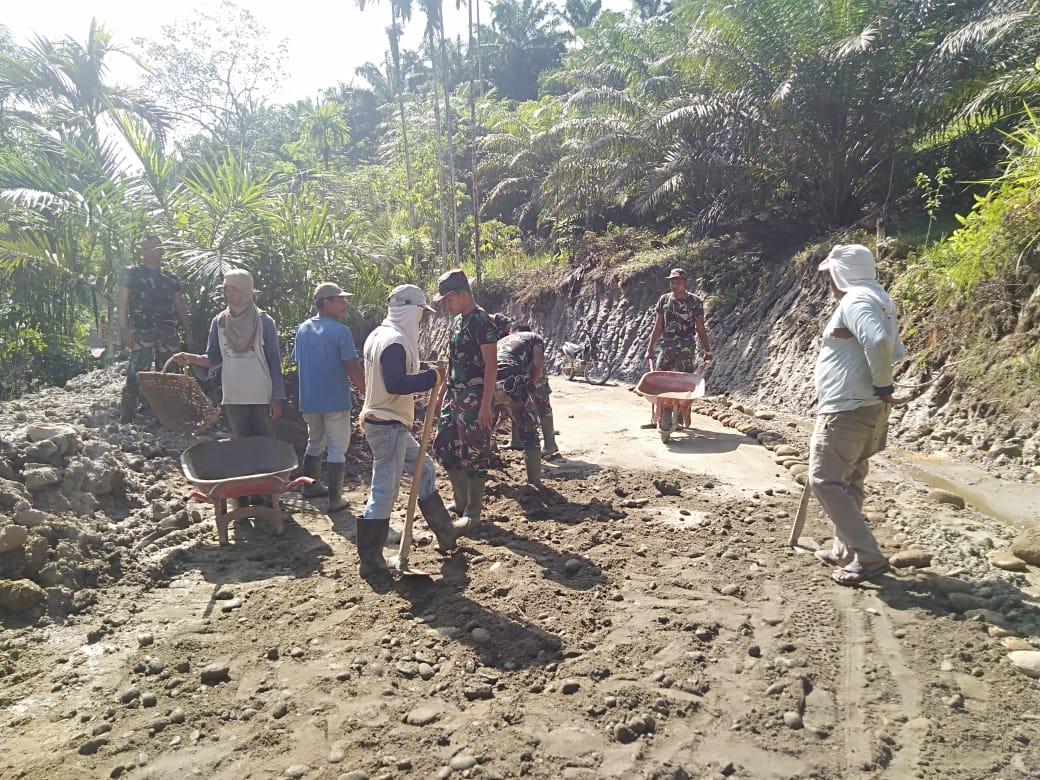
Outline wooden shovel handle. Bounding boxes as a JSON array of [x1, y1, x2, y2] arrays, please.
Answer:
[[399, 372, 445, 561]]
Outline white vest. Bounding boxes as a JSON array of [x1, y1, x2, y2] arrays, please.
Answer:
[[218, 320, 272, 406], [360, 325, 416, 426]]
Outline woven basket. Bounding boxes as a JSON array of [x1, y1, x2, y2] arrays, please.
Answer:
[[136, 357, 220, 436]]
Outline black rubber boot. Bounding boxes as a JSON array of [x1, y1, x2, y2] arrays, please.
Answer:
[[356, 517, 390, 578], [301, 454, 327, 497], [446, 469, 468, 515], [540, 413, 559, 459], [419, 492, 470, 552], [119, 384, 138, 423], [524, 448, 542, 485], [463, 475, 487, 526], [326, 462, 349, 513]]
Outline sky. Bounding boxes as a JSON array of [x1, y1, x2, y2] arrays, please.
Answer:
[[5, 0, 631, 106]]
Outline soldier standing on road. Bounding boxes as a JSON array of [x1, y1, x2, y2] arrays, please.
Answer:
[[493, 319, 547, 485], [431, 269, 498, 528], [644, 267, 712, 431], [116, 235, 195, 423], [504, 325, 559, 461], [810, 244, 905, 586], [293, 282, 367, 514], [355, 284, 470, 579]]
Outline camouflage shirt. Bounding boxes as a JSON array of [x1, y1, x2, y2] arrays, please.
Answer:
[[448, 307, 498, 385], [120, 265, 182, 334], [497, 331, 543, 380], [655, 291, 704, 359]]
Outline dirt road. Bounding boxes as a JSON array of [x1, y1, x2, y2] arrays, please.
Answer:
[[2, 376, 1040, 779]]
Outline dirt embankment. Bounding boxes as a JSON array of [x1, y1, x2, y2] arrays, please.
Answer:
[[478, 231, 1040, 480]]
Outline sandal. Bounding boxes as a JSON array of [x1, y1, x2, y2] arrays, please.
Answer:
[[814, 549, 849, 567], [832, 562, 890, 587]]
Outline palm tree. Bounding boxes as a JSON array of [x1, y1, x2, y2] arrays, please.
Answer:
[[482, 0, 572, 101], [419, 0, 462, 266], [301, 99, 350, 170], [356, 0, 419, 231], [11, 19, 168, 146], [562, 0, 603, 32]]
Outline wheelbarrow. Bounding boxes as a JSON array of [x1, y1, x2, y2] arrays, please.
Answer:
[[181, 436, 313, 546], [635, 368, 707, 442]]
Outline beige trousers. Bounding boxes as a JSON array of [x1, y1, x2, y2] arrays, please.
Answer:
[[808, 403, 889, 567]]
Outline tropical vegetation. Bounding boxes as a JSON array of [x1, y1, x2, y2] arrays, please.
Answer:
[[1, 0, 1038, 399]]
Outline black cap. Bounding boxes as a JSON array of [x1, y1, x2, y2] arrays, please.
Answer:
[[433, 268, 471, 302]]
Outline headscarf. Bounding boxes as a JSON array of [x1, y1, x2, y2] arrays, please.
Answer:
[[382, 304, 422, 372], [818, 244, 880, 293], [217, 269, 261, 353]]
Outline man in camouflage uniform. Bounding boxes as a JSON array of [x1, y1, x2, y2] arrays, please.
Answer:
[[432, 269, 498, 529], [116, 235, 194, 422], [493, 319, 546, 485], [644, 267, 712, 432]]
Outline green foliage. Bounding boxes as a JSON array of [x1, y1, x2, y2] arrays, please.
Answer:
[[914, 166, 952, 246], [922, 110, 1040, 297]]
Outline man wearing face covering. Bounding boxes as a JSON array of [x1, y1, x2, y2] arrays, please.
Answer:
[[810, 244, 905, 586], [355, 284, 470, 578], [172, 269, 285, 439]]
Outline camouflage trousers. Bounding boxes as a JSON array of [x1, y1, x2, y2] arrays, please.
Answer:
[[124, 330, 180, 389], [655, 346, 699, 374], [493, 375, 540, 450], [530, 377, 552, 417], [433, 385, 494, 478]]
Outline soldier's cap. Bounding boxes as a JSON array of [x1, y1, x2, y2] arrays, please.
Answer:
[[433, 268, 470, 302], [666, 268, 687, 280], [490, 312, 513, 338], [388, 283, 435, 312], [313, 281, 352, 302]]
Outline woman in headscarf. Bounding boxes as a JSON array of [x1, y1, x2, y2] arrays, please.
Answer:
[[172, 269, 285, 438]]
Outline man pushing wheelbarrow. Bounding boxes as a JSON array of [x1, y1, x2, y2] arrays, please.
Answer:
[[642, 268, 713, 438]]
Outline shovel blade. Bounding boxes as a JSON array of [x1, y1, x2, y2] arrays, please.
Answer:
[[389, 554, 435, 579]]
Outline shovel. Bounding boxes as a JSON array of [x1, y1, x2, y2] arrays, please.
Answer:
[[787, 479, 812, 549], [391, 372, 444, 578]]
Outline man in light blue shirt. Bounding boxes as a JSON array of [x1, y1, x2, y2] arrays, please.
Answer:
[[809, 244, 905, 586], [293, 282, 366, 513]]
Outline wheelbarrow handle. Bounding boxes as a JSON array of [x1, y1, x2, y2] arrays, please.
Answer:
[[284, 476, 314, 492]]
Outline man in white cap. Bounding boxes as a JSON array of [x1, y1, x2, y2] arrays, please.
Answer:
[[355, 284, 469, 578], [293, 282, 366, 513], [811, 244, 905, 586], [172, 269, 285, 439]]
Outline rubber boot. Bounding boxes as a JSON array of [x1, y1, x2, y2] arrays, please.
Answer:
[[356, 517, 390, 578], [524, 448, 542, 485], [540, 413, 559, 459], [446, 469, 468, 515], [119, 384, 138, 423], [326, 462, 349, 513], [463, 475, 487, 526], [507, 428, 522, 450], [300, 454, 327, 497], [419, 492, 470, 552]]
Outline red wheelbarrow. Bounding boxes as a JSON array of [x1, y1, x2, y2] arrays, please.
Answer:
[[635, 367, 707, 443], [181, 436, 313, 546]]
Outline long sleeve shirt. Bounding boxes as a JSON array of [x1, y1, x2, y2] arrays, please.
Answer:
[[814, 285, 905, 414]]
